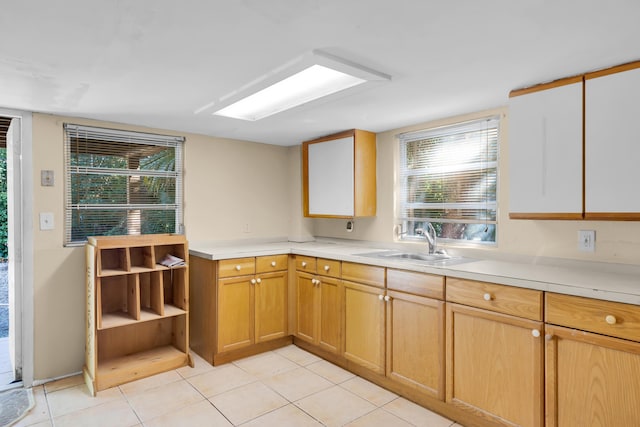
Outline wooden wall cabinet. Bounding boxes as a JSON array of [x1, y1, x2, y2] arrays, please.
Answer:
[[302, 129, 376, 218], [446, 278, 544, 427], [545, 293, 640, 426], [294, 256, 342, 354], [84, 234, 191, 396], [342, 262, 386, 374], [508, 77, 583, 220], [386, 269, 445, 400]]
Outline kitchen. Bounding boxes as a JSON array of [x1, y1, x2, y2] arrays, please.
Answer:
[[2, 1, 640, 426]]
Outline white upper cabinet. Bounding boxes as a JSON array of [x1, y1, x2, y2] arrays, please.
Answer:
[[308, 135, 355, 216], [508, 78, 583, 219], [585, 64, 640, 219], [303, 129, 376, 218]]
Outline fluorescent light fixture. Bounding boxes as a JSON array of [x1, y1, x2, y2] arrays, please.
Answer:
[[207, 50, 390, 121]]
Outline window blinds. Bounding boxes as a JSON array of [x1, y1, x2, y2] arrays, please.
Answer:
[[398, 116, 499, 242], [64, 124, 184, 245]]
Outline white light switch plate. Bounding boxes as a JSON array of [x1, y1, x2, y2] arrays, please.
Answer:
[[39, 212, 54, 230]]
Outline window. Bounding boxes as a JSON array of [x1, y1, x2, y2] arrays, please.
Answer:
[[64, 124, 184, 246], [397, 116, 499, 244]]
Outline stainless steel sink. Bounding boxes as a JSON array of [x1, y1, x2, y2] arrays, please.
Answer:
[[355, 250, 474, 266]]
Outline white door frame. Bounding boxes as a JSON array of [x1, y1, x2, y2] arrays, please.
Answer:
[[2, 108, 33, 387]]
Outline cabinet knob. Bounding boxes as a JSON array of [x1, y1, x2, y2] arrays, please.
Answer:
[[250, 279, 256, 285], [256, 278, 262, 284], [324, 265, 330, 272], [545, 334, 554, 342], [483, 293, 492, 301], [531, 329, 541, 338], [378, 294, 384, 301], [235, 265, 241, 271], [605, 315, 617, 325], [384, 295, 391, 302], [271, 261, 277, 267], [301, 261, 307, 267]]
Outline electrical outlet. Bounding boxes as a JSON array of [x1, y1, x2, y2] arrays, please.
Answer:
[[39, 212, 54, 230], [578, 230, 595, 252]]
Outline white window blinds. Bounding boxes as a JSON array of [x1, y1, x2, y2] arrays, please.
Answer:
[[397, 116, 499, 243], [64, 124, 184, 245]]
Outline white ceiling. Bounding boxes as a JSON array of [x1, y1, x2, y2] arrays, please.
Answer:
[[1, 1, 639, 146]]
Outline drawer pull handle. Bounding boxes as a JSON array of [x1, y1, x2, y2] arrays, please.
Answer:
[[531, 329, 541, 338], [483, 293, 492, 301], [235, 265, 241, 271], [271, 261, 277, 267], [378, 294, 384, 301], [605, 315, 617, 325], [250, 279, 256, 285], [301, 261, 307, 267], [324, 265, 330, 271]]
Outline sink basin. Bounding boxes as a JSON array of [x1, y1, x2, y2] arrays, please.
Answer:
[[355, 250, 474, 266]]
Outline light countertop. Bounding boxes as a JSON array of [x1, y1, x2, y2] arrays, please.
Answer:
[[189, 239, 640, 305]]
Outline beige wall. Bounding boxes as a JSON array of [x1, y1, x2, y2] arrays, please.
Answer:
[[313, 108, 640, 265], [31, 113, 293, 380]]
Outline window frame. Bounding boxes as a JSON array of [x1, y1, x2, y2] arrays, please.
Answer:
[[395, 115, 500, 246], [63, 124, 185, 247]]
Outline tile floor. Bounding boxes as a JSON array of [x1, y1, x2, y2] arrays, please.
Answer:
[[14, 345, 463, 427]]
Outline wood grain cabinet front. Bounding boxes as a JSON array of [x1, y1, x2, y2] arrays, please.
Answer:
[[545, 293, 640, 426], [446, 278, 544, 427]]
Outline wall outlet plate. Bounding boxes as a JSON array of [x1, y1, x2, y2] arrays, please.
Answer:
[[578, 230, 595, 252]]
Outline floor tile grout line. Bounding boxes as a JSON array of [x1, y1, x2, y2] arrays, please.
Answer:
[[118, 383, 146, 427]]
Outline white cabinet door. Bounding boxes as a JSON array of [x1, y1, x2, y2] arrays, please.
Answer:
[[585, 67, 640, 215], [508, 81, 583, 217], [308, 136, 354, 216]]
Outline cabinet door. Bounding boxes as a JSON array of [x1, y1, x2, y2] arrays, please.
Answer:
[[585, 65, 640, 218], [295, 272, 317, 344], [307, 135, 355, 217], [318, 276, 342, 354], [508, 80, 583, 218], [343, 280, 385, 374], [546, 325, 640, 427], [386, 291, 444, 400], [217, 276, 253, 353], [446, 303, 544, 427], [254, 271, 287, 343]]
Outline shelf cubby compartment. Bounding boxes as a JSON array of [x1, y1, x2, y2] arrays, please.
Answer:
[[97, 247, 130, 276], [95, 316, 188, 390], [162, 268, 187, 311], [154, 244, 187, 268], [98, 274, 140, 329], [129, 246, 155, 272], [140, 271, 165, 316]]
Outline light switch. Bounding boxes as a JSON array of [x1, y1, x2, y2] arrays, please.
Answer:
[[41, 170, 54, 186], [39, 212, 54, 230]]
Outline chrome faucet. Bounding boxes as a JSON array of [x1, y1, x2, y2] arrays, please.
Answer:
[[415, 223, 437, 254]]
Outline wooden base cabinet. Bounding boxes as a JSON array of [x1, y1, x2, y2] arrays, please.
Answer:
[[545, 293, 640, 426], [386, 269, 445, 400], [446, 279, 544, 427], [294, 257, 342, 354], [343, 262, 386, 374], [84, 234, 191, 396], [190, 254, 289, 365]]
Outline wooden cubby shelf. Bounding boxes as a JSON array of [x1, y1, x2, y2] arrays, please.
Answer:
[[84, 234, 192, 396]]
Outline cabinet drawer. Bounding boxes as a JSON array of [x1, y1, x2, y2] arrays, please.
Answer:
[[256, 254, 288, 273], [317, 258, 341, 278], [218, 257, 255, 278], [546, 293, 640, 342], [387, 269, 444, 300], [295, 256, 316, 273], [342, 262, 384, 288], [446, 278, 543, 321]]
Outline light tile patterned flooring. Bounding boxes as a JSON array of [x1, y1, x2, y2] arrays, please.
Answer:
[[14, 345, 463, 426]]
